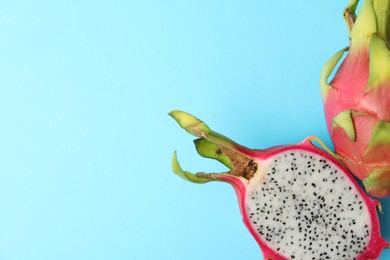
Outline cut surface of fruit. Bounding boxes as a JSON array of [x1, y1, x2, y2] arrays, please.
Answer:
[[246, 150, 372, 259], [170, 110, 388, 260]]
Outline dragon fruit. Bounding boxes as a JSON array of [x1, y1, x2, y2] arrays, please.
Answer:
[[320, 0, 390, 197], [170, 110, 388, 260]]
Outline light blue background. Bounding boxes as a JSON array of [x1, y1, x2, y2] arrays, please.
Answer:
[[0, 0, 388, 259]]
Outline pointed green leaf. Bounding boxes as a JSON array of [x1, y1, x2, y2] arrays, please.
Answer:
[[350, 0, 377, 51], [363, 167, 390, 198], [169, 110, 237, 149], [332, 110, 356, 141], [194, 138, 232, 169], [365, 121, 390, 155], [343, 0, 359, 32], [169, 110, 211, 137], [367, 34, 390, 89], [172, 151, 213, 184], [320, 47, 349, 100], [346, 0, 359, 13], [372, 0, 390, 41]]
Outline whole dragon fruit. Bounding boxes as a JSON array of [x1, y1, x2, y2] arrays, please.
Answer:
[[320, 0, 390, 197], [170, 110, 388, 260]]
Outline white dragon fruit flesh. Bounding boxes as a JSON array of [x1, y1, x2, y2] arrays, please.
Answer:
[[170, 110, 388, 260]]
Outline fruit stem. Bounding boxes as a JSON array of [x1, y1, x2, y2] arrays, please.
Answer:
[[170, 111, 258, 182]]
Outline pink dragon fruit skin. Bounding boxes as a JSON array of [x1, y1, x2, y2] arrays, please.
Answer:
[[321, 0, 390, 197], [170, 110, 389, 260]]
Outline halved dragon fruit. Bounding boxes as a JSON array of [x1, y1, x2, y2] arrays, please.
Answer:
[[320, 0, 390, 197], [170, 110, 388, 260]]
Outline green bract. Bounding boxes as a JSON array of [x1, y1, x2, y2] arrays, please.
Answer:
[[321, 0, 390, 198]]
